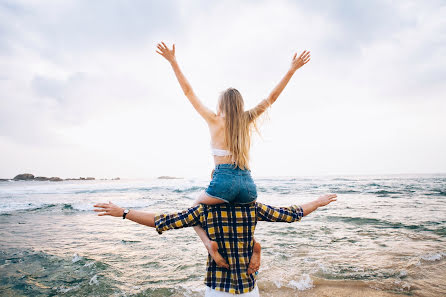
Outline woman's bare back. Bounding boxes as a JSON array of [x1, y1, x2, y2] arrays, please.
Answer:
[[208, 115, 233, 165]]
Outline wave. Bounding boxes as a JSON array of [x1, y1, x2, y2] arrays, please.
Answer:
[[74, 186, 163, 194], [14, 203, 78, 214], [0, 249, 115, 297], [0, 198, 159, 215], [326, 216, 446, 235], [425, 188, 446, 196], [367, 190, 402, 196], [172, 186, 205, 193], [333, 189, 361, 194]]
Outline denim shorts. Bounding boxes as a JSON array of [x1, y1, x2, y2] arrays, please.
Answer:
[[205, 164, 257, 204]]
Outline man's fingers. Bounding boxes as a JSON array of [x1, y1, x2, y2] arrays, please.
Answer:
[[293, 52, 297, 60], [97, 212, 109, 216], [173, 43, 175, 52], [156, 50, 163, 55], [161, 41, 168, 50], [298, 50, 306, 59], [93, 203, 108, 208]]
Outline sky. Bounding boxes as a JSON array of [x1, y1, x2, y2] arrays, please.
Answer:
[[0, 0, 445, 179]]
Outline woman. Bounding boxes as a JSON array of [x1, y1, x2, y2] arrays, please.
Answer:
[[156, 41, 310, 274]]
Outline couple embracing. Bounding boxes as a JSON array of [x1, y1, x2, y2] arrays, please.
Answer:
[[94, 42, 337, 296]]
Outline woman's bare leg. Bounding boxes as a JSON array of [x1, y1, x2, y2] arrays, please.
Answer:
[[193, 191, 229, 269]]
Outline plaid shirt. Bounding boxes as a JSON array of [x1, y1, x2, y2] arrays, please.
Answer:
[[154, 201, 304, 294]]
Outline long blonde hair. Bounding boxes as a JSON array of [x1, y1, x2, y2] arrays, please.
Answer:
[[218, 88, 267, 170]]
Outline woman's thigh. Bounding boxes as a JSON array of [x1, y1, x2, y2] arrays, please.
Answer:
[[195, 190, 228, 205]]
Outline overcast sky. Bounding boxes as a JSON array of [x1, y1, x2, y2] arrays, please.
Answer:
[[1, 0, 445, 179]]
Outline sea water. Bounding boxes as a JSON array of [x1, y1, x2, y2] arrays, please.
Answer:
[[0, 174, 445, 296]]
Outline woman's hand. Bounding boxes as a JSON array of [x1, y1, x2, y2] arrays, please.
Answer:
[[290, 50, 311, 71], [316, 194, 337, 207], [156, 41, 176, 64], [93, 201, 124, 217]]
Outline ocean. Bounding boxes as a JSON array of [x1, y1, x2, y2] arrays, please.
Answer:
[[0, 174, 445, 296]]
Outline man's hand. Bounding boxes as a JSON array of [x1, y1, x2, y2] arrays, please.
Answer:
[[301, 194, 337, 216], [156, 41, 176, 64], [290, 50, 311, 71], [316, 194, 337, 207], [93, 201, 124, 217]]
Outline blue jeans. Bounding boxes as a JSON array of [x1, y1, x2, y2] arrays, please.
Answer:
[[205, 164, 257, 204]]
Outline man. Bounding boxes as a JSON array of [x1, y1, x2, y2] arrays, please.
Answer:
[[93, 193, 337, 296]]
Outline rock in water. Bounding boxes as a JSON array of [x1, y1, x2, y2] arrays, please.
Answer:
[[35, 176, 50, 181], [13, 173, 35, 180], [49, 177, 63, 181], [157, 176, 182, 179]]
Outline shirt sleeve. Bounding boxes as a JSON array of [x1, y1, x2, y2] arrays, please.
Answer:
[[154, 204, 203, 234], [256, 202, 304, 223]]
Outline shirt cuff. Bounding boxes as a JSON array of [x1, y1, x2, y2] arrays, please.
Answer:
[[293, 205, 304, 221], [153, 213, 164, 235]]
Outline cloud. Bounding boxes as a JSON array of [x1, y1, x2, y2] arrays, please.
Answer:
[[0, 0, 445, 177]]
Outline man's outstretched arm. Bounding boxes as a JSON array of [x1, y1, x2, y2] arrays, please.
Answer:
[[301, 194, 337, 216], [93, 201, 203, 233], [256, 194, 337, 222], [93, 201, 156, 226]]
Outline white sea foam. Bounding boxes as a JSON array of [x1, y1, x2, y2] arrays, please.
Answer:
[[57, 284, 80, 293], [72, 253, 82, 263], [420, 252, 444, 261], [272, 279, 283, 288], [89, 274, 98, 285], [84, 261, 95, 267], [288, 274, 314, 291]]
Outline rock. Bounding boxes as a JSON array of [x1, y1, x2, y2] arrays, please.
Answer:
[[112, 177, 120, 180], [49, 177, 63, 181], [34, 176, 50, 181], [157, 176, 182, 179], [0, 179, 10, 182], [62, 177, 96, 181], [13, 173, 35, 180]]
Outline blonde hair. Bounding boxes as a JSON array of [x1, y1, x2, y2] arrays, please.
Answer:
[[218, 88, 269, 170]]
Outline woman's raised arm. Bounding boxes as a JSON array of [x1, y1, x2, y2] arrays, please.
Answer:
[[156, 42, 216, 124], [248, 50, 311, 120]]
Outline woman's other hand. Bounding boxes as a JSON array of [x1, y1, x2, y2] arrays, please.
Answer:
[[290, 50, 311, 71], [93, 201, 124, 217], [156, 41, 176, 64]]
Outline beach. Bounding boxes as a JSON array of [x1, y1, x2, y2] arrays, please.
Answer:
[[0, 175, 445, 296]]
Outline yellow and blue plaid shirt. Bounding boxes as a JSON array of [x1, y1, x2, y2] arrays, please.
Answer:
[[154, 201, 304, 294]]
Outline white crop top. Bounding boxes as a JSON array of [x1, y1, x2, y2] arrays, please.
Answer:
[[210, 144, 232, 156]]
